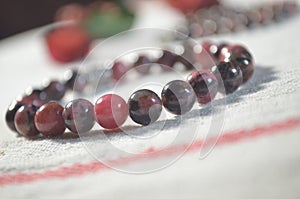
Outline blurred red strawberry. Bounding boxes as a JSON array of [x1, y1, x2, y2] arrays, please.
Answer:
[[45, 25, 91, 63], [167, 0, 219, 13]]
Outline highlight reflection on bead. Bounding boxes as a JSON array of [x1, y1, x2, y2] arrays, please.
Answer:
[[128, 89, 162, 126], [94, 94, 128, 129], [162, 80, 196, 115], [187, 70, 218, 104]]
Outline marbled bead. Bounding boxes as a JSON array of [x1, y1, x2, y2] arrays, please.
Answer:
[[94, 94, 128, 129], [63, 99, 95, 133], [5, 101, 24, 132], [133, 55, 151, 74], [44, 81, 66, 101], [128, 89, 162, 126], [161, 80, 196, 115], [14, 105, 39, 137], [219, 45, 254, 83], [211, 61, 243, 94], [187, 70, 218, 104], [34, 102, 66, 137]]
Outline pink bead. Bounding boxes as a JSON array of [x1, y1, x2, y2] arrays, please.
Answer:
[[94, 94, 128, 129], [112, 62, 128, 81]]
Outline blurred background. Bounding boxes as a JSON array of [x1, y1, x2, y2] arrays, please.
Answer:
[[0, 0, 96, 39]]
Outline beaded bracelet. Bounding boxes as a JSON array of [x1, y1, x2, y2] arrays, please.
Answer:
[[5, 41, 253, 138]]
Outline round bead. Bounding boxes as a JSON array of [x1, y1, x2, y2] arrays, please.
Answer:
[[128, 89, 162, 126], [34, 102, 66, 137], [161, 80, 196, 115], [45, 26, 91, 63], [43, 81, 67, 101], [133, 55, 151, 74], [156, 50, 177, 70], [176, 55, 194, 70], [63, 99, 95, 133], [211, 61, 243, 94], [14, 105, 39, 137], [94, 94, 128, 129], [219, 45, 254, 83], [187, 70, 218, 104], [5, 101, 24, 132], [64, 70, 87, 92], [112, 61, 128, 81], [19, 89, 45, 107], [193, 42, 216, 70]]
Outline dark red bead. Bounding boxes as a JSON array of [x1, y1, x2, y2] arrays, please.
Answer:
[[212, 61, 243, 94], [19, 89, 45, 107], [219, 45, 254, 83], [112, 62, 128, 81], [5, 101, 24, 132], [161, 80, 196, 115], [133, 55, 152, 74], [63, 99, 95, 133], [128, 89, 162, 126], [14, 105, 39, 137], [34, 102, 66, 137], [156, 50, 177, 70], [187, 70, 218, 104], [43, 81, 66, 101], [94, 94, 128, 129]]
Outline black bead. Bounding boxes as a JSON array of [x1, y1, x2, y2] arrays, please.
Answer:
[[161, 80, 196, 115], [128, 89, 162, 126], [14, 104, 39, 137], [5, 101, 24, 133]]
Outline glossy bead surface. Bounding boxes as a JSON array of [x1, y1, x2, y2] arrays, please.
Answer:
[[219, 45, 254, 83], [112, 62, 128, 81], [34, 102, 66, 137], [161, 80, 196, 115], [133, 55, 151, 74], [44, 81, 66, 101], [63, 99, 95, 133], [94, 94, 128, 129], [14, 105, 39, 137], [187, 70, 218, 104], [128, 89, 162, 126], [212, 61, 243, 94], [5, 101, 24, 132]]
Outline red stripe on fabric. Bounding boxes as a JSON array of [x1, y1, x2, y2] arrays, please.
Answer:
[[1, 117, 300, 187]]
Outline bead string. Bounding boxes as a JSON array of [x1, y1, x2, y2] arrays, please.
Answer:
[[5, 41, 253, 138], [177, 1, 298, 38]]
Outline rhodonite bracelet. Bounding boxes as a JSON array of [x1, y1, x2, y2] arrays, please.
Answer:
[[5, 41, 254, 138]]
